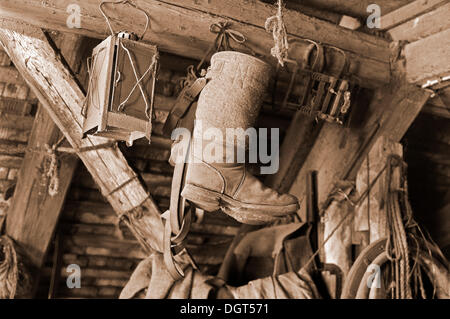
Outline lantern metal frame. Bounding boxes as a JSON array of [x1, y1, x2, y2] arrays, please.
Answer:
[[82, 34, 159, 146]]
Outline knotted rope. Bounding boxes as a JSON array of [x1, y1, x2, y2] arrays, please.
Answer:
[[265, 0, 289, 66], [196, 21, 248, 72], [0, 235, 32, 299], [178, 22, 251, 90], [42, 135, 66, 197], [0, 235, 17, 299]]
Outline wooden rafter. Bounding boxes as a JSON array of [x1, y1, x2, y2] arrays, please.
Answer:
[[0, 21, 164, 253], [0, 0, 392, 88]]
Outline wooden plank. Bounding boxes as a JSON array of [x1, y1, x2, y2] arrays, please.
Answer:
[[404, 28, 450, 84], [354, 136, 403, 245], [380, 0, 449, 30], [0, 113, 34, 132], [0, 154, 22, 168], [0, 65, 26, 85], [288, 0, 412, 20], [388, 2, 450, 41], [0, 97, 34, 115], [0, 0, 392, 87], [289, 80, 431, 220], [0, 139, 27, 156], [265, 114, 322, 193], [0, 126, 30, 142], [0, 24, 164, 252]]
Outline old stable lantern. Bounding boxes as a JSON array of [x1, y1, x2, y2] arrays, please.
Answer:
[[82, 30, 159, 146]]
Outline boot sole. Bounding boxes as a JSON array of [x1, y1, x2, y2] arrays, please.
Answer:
[[181, 184, 299, 222]]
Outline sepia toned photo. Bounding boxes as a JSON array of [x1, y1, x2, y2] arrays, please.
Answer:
[[0, 0, 448, 307]]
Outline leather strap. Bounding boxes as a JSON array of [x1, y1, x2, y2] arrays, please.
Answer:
[[162, 77, 207, 137]]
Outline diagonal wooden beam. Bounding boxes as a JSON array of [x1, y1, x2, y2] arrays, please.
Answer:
[[0, 21, 164, 253], [289, 78, 431, 219], [0, 0, 391, 88]]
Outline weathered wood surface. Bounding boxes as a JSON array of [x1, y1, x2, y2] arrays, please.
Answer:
[[354, 136, 403, 245], [404, 28, 450, 84], [4, 34, 80, 275], [0, 23, 164, 252], [388, 2, 450, 41], [265, 114, 322, 193], [294, 0, 413, 19], [0, 0, 392, 87], [289, 81, 431, 220], [5, 106, 79, 269], [380, 0, 449, 30]]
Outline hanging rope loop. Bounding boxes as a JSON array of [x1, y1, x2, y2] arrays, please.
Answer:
[[210, 21, 246, 49], [99, 0, 150, 40], [265, 0, 289, 66], [196, 21, 253, 73], [41, 135, 66, 197]]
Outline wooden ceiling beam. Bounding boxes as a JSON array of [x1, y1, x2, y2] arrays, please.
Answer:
[[388, 2, 450, 41], [380, 0, 448, 30], [404, 28, 450, 85], [0, 22, 164, 254], [0, 0, 392, 88]]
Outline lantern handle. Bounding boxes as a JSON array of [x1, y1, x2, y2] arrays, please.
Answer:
[[99, 0, 150, 40]]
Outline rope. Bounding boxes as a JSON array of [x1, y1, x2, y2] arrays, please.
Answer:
[[265, 0, 289, 66], [42, 135, 65, 197], [116, 40, 159, 120], [117, 195, 153, 254], [0, 235, 18, 299], [384, 155, 412, 299], [99, 0, 150, 39], [0, 235, 32, 299], [196, 22, 248, 73]]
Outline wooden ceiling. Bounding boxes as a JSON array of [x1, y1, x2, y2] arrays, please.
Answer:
[[285, 0, 415, 19]]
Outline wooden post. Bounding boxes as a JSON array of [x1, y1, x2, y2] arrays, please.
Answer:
[[354, 136, 403, 246]]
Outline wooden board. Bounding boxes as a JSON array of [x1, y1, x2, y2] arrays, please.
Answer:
[[388, 2, 450, 41], [404, 28, 450, 84], [380, 0, 449, 30]]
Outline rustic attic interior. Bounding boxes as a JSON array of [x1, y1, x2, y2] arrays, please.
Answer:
[[0, 0, 448, 299]]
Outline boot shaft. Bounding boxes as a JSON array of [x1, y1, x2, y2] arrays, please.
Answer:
[[194, 51, 273, 153]]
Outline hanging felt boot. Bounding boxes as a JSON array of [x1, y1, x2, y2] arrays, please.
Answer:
[[181, 51, 299, 225]]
